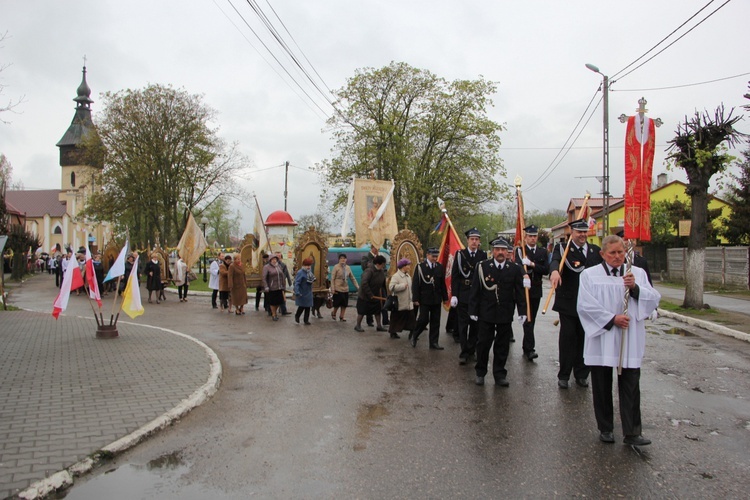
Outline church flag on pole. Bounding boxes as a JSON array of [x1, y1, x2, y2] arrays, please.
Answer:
[[436, 198, 465, 309], [104, 240, 129, 282], [624, 112, 656, 241], [121, 255, 144, 319], [84, 246, 102, 308], [177, 212, 208, 269]]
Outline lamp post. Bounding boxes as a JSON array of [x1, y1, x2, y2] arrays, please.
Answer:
[[585, 63, 610, 236], [201, 216, 209, 282]]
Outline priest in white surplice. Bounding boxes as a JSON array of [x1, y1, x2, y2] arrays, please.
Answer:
[[577, 235, 660, 447]]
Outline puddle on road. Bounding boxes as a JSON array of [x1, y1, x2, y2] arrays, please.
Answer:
[[665, 327, 695, 337], [56, 451, 230, 500], [353, 394, 392, 451]]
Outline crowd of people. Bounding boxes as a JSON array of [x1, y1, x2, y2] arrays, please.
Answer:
[[47, 222, 659, 447]]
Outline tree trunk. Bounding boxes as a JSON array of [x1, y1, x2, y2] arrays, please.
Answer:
[[10, 252, 24, 281], [683, 189, 708, 308]]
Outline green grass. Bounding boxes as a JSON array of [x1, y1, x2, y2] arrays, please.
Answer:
[[166, 278, 211, 292], [0, 304, 21, 311], [659, 280, 750, 296], [658, 297, 719, 316]]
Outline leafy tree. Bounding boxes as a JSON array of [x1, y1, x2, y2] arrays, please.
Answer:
[[649, 199, 723, 247], [200, 196, 241, 247], [721, 149, 750, 245], [319, 62, 507, 243], [525, 208, 567, 231], [5, 224, 41, 280], [666, 105, 747, 308], [295, 212, 331, 238], [0, 154, 10, 230], [80, 84, 250, 248]]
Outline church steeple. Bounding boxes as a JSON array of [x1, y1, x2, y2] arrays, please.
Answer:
[[56, 63, 98, 167]]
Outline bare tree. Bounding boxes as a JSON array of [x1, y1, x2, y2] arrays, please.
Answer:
[[0, 32, 26, 124]]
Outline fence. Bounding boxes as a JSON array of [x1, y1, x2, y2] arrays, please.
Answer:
[[667, 246, 749, 289]]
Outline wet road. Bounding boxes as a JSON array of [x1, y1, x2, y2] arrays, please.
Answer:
[[11, 275, 750, 498]]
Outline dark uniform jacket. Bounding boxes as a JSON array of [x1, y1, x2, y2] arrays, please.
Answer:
[[412, 261, 448, 306], [550, 242, 602, 316], [513, 245, 549, 299], [468, 258, 526, 323], [451, 248, 488, 304]]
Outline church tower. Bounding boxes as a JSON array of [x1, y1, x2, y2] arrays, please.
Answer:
[[55, 65, 108, 251]]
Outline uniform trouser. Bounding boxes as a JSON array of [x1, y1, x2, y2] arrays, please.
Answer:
[[211, 289, 219, 308], [522, 296, 541, 354], [457, 302, 478, 358], [475, 320, 512, 379], [413, 303, 441, 345], [591, 366, 642, 436], [557, 312, 590, 381]]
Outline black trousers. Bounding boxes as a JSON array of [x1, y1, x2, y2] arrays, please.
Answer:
[[475, 320, 512, 379], [295, 306, 310, 323], [220, 291, 229, 309], [522, 296, 541, 354], [255, 287, 264, 309], [557, 312, 589, 381], [178, 283, 189, 300], [413, 303, 441, 345], [211, 289, 219, 308], [590, 365, 642, 436], [457, 302, 479, 358]]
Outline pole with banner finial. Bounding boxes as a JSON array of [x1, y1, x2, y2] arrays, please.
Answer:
[[514, 175, 532, 318]]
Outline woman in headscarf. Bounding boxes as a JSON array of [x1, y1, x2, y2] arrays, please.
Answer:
[[218, 253, 232, 312], [387, 258, 416, 339], [262, 254, 286, 321], [145, 252, 162, 304], [294, 258, 315, 325], [228, 254, 248, 315]]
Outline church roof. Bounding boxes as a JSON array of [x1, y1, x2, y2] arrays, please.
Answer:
[[5, 190, 67, 218]]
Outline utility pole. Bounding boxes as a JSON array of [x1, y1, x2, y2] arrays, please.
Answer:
[[602, 73, 610, 236], [284, 161, 289, 211]]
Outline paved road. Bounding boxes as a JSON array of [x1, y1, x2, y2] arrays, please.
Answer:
[[3, 273, 750, 499], [654, 283, 750, 315]]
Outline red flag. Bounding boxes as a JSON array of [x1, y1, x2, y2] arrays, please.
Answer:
[[52, 259, 85, 319], [624, 115, 656, 241], [84, 246, 102, 308], [437, 222, 465, 308], [513, 192, 525, 258]]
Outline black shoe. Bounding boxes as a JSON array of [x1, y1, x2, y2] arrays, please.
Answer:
[[459, 356, 468, 365], [525, 351, 538, 361], [212, 305, 218, 309], [510, 337, 516, 342], [367, 323, 374, 327], [410, 334, 417, 348], [376, 326, 388, 332], [282, 312, 292, 316], [575, 378, 589, 388], [599, 431, 615, 444], [304, 322, 312, 325], [558, 379, 569, 389], [475, 376, 485, 386], [382, 320, 390, 326], [623, 435, 651, 446], [495, 378, 509, 387], [354, 326, 364, 332], [390, 333, 400, 339], [295, 317, 300, 324], [429, 344, 444, 350]]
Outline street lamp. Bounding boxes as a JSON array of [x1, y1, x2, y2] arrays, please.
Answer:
[[585, 63, 610, 236], [201, 216, 209, 282]]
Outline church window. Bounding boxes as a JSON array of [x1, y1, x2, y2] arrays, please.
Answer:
[[71, 171, 76, 187], [53, 225, 63, 234]]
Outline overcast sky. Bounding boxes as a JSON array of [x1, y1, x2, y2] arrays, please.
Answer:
[[2, 0, 748, 233]]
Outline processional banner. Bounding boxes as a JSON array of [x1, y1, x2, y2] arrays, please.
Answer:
[[353, 178, 398, 248], [624, 115, 656, 241]]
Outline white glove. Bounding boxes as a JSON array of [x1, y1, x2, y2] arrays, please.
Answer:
[[470, 315, 478, 322], [521, 257, 532, 266], [450, 296, 458, 308], [523, 278, 531, 289], [517, 315, 527, 325], [649, 309, 658, 321]]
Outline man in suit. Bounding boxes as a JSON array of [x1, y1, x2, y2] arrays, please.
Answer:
[[450, 227, 488, 365], [469, 237, 528, 386], [410, 247, 448, 349], [513, 225, 549, 361], [549, 219, 603, 389]]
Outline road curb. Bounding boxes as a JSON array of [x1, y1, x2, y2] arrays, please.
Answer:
[[657, 308, 750, 343], [17, 321, 222, 500]]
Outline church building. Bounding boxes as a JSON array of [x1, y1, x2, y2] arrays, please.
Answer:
[[5, 65, 111, 254]]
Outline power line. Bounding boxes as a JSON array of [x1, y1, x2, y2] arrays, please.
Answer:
[[613, 71, 750, 92], [612, 0, 733, 84], [523, 88, 601, 192], [610, 0, 718, 81], [211, 0, 330, 121]]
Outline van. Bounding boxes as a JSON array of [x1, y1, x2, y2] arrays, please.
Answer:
[[327, 247, 390, 293]]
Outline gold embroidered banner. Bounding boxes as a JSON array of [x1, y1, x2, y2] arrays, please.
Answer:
[[353, 178, 398, 248], [177, 212, 208, 269]]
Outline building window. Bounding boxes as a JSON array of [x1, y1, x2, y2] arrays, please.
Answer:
[[71, 171, 76, 187], [53, 225, 63, 234]]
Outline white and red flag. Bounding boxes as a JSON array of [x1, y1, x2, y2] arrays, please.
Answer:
[[52, 257, 85, 319], [84, 246, 102, 308]]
